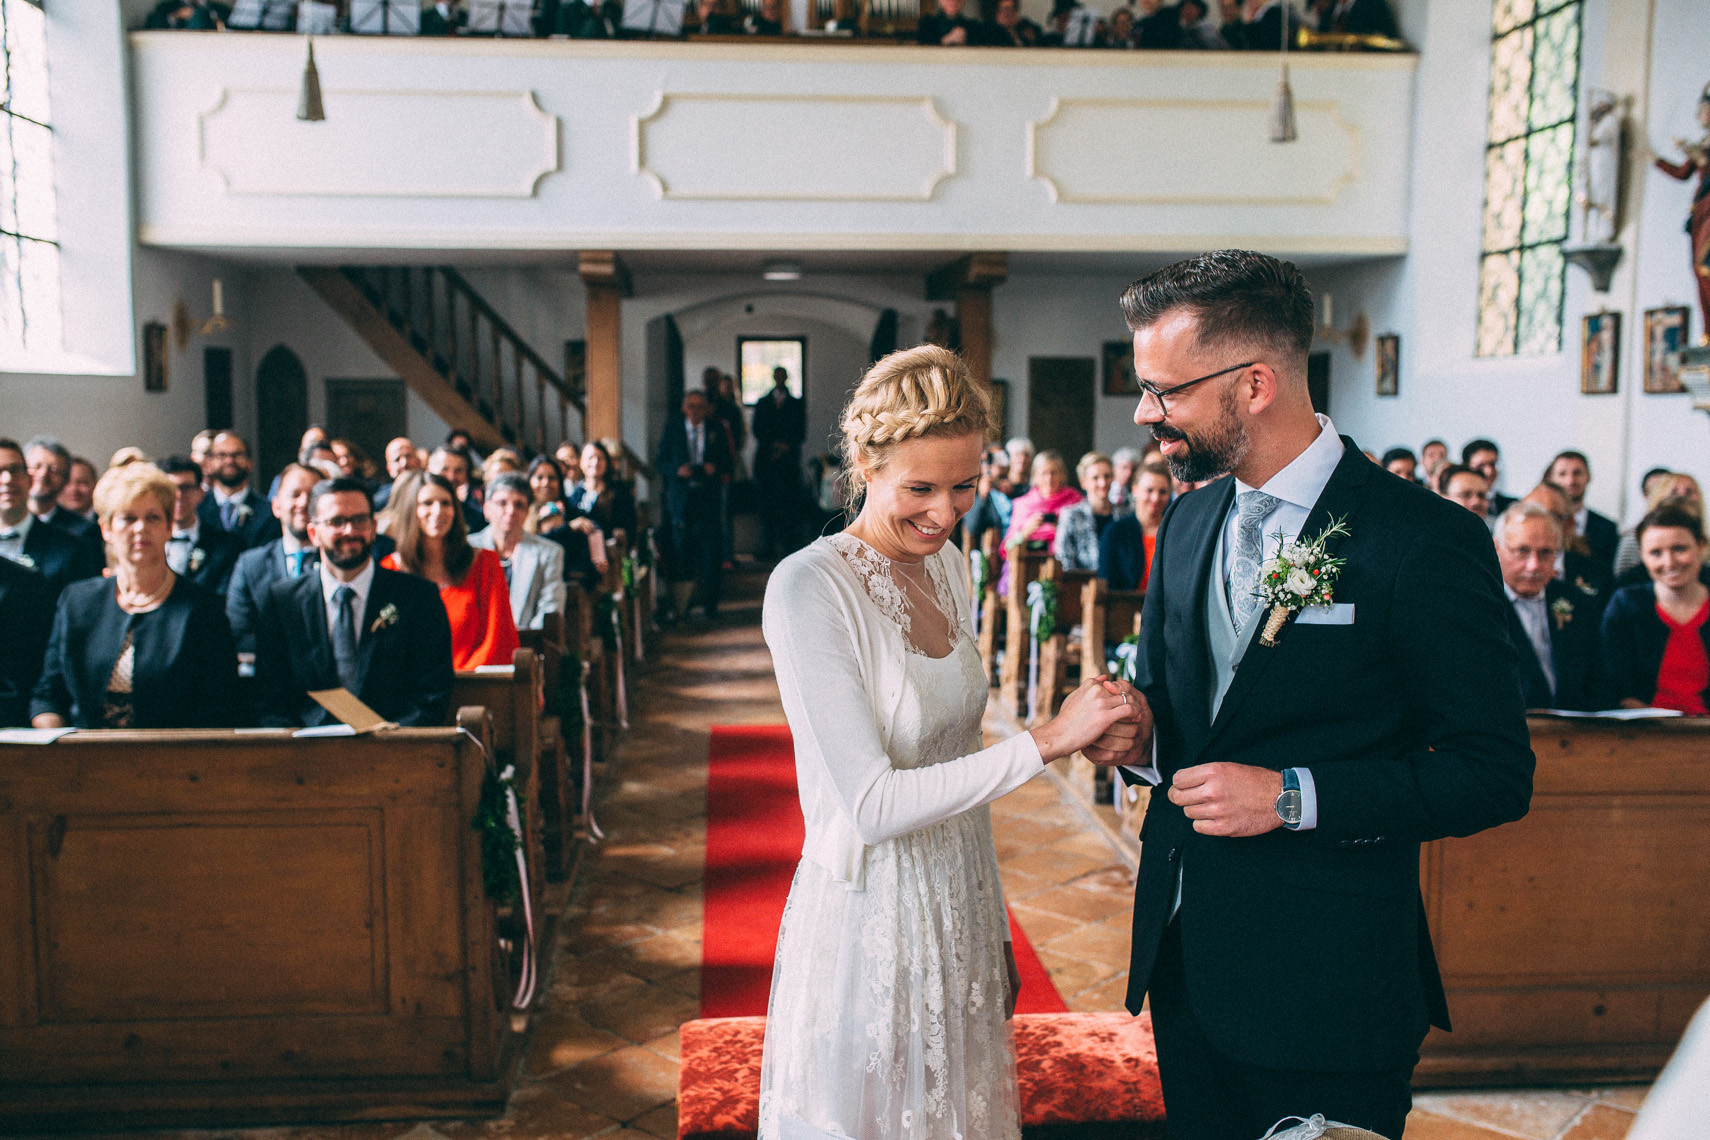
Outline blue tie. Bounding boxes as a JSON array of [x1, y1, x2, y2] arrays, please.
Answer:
[[221, 500, 239, 530], [288, 550, 307, 577], [332, 586, 360, 694]]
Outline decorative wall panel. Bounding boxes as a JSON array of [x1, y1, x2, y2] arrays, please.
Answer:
[[633, 93, 956, 201], [200, 89, 559, 197], [1027, 97, 1360, 205]]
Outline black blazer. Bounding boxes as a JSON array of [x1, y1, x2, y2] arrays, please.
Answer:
[[40, 505, 100, 547], [198, 488, 282, 551], [0, 557, 54, 727], [31, 576, 242, 728], [173, 523, 242, 596], [656, 417, 734, 522], [227, 539, 320, 657], [751, 392, 807, 452], [1581, 509, 1620, 581], [568, 481, 639, 538], [19, 517, 106, 596], [1097, 511, 1151, 592], [1126, 443, 1534, 1072], [1599, 583, 1710, 709], [253, 564, 454, 729], [1503, 578, 1605, 711]]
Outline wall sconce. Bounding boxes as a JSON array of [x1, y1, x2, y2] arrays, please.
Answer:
[[170, 279, 230, 349], [201, 278, 229, 336], [1315, 292, 1369, 357]]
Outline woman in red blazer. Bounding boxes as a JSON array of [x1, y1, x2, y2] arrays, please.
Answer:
[[382, 472, 518, 671]]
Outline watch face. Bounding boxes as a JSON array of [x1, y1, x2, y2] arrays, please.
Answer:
[[1276, 789, 1303, 825]]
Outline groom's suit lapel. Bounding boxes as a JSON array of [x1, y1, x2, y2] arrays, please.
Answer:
[[1198, 442, 1374, 755], [1174, 476, 1235, 764]]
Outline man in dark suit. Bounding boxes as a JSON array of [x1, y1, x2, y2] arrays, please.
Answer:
[[657, 390, 734, 619], [1546, 450, 1620, 584], [0, 437, 105, 596], [25, 436, 101, 549], [751, 365, 808, 560], [199, 431, 281, 551], [159, 455, 240, 595], [227, 464, 324, 663], [0, 556, 53, 726], [1464, 438, 1517, 518], [917, 0, 980, 43], [1495, 502, 1604, 711], [1085, 252, 1535, 1140], [254, 477, 453, 729]]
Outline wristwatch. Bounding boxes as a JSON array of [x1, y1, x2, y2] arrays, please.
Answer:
[[1275, 768, 1303, 830]]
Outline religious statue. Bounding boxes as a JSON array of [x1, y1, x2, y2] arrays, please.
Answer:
[[1577, 90, 1621, 246], [1653, 83, 1710, 341]]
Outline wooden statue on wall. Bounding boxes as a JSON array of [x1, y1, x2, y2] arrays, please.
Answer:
[[1652, 83, 1710, 343]]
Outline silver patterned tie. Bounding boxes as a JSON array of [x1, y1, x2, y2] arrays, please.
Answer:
[[1229, 490, 1282, 632]]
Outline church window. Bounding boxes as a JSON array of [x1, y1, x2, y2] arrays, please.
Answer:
[[1476, 0, 1582, 358], [738, 337, 806, 404], [0, 0, 60, 365]]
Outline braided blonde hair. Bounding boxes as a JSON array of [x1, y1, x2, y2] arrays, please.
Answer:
[[839, 345, 996, 500]]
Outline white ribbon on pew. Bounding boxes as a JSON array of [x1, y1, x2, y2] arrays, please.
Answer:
[[500, 761, 538, 1011], [968, 550, 985, 639], [579, 659, 604, 842], [610, 599, 630, 731], [1112, 640, 1139, 683], [1025, 581, 1047, 725]]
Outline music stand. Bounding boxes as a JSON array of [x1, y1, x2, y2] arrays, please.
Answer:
[[467, 0, 536, 35], [297, 0, 340, 33], [227, 0, 295, 30], [621, 0, 684, 36], [350, 0, 422, 33]]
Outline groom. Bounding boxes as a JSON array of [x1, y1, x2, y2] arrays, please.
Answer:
[[1086, 251, 1535, 1139]]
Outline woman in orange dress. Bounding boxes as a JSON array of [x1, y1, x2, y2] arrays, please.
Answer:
[[382, 472, 519, 670]]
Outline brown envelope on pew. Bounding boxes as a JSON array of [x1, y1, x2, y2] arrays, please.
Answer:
[[307, 688, 397, 734]]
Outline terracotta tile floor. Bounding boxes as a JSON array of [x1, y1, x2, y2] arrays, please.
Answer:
[[34, 569, 1651, 1140]]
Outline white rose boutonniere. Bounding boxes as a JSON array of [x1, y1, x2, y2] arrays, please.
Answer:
[[370, 603, 400, 635], [14, 552, 36, 570], [234, 503, 253, 527], [189, 547, 206, 573], [1253, 517, 1351, 647], [1551, 596, 1574, 630]]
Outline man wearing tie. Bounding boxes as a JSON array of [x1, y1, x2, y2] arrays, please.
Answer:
[[198, 431, 281, 551], [1495, 501, 1605, 711], [254, 477, 453, 728], [159, 456, 240, 594], [657, 390, 733, 619], [1084, 252, 1534, 1140], [226, 464, 323, 663], [0, 438, 104, 596], [24, 436, 101, 548]]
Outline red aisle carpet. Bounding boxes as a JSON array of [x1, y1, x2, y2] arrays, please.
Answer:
[[702, 724, 1067, 1019]]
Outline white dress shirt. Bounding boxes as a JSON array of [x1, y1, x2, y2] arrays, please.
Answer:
[[319, 558, 376, 642], [1506, 584, 1555, 695], [166, 521, 201, 575], [686, 418, 705, 467]]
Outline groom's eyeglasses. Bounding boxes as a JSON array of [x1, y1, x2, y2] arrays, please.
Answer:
[[1136, 361, 1255, 414]]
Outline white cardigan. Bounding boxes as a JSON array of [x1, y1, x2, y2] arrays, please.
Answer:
[[762, 537, 1045, 891]]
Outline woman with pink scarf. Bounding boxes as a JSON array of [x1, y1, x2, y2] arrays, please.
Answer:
[[998, 450, 1083, 595]]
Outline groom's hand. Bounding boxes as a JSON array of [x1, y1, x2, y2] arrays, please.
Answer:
[[1168, 763, 1284, 836], [1082, 677, 1153, 766]]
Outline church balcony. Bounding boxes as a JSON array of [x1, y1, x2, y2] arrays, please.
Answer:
[[129, 31, 1416, 258]]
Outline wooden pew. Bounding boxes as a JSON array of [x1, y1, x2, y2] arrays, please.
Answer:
[[0, 719, 517, 1129], [1028, 562, 1095, 726], [1416, 716, 1710, 1087], [519, 612, 575, 880], [997, 550, 1052, 717], [976, 531, 1001, 687], [450, 650, 547, 918], [1072, 578, 1148, 828]]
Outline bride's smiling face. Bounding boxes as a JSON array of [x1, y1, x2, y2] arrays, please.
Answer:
[[855, 432, 983, 562]]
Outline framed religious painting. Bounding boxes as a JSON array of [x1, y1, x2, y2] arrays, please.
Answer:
[[1102, 340, 1140, 397], [1375, 334, 1399, 397], [143, 321, 169, 392], [1643, 306, 1689, 394], [1580, 311, 1620, 395]]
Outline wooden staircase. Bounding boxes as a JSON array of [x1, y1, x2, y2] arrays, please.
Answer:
[[300, 265, 583, 457]]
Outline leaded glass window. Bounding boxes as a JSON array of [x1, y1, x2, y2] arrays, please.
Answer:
[[1476, 0, 1581, 358], [0, 0, 60, 364]]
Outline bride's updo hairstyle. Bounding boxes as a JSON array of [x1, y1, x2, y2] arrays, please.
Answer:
[[839, 344, 995, 502]]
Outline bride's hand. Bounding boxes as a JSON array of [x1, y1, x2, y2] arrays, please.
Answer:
[[1003, 942, 1021, 1019], [1030, 675, 1138, 763]]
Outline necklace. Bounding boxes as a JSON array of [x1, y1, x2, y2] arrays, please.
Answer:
[[117, 569, 174, 611]]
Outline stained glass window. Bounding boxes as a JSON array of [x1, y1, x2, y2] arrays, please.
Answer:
[[1, 0, 60, 364], [1476, 0, 1580, 357]]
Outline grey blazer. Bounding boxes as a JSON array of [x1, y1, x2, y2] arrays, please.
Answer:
[[468, 529, 566, 631]]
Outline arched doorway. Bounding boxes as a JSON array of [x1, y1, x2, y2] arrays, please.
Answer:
[[255, 345, 308, 486]]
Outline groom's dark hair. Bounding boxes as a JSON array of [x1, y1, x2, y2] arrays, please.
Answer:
[[1118, 250, 1316, 364]]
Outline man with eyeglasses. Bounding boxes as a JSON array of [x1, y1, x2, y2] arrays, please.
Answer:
[[198, 431, 281, 551], [1080, 250, 1534, 1140], [254, 477, 452, 729]]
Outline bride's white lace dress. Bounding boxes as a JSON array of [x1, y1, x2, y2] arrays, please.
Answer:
[[758, 533, 1047, 1140]]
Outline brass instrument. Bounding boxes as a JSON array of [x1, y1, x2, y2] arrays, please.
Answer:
[[1296, 26, 1408, 52]]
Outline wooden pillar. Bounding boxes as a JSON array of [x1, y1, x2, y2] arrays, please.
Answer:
[[578, 251, 631, 444], [926, 252, 1008, 387]]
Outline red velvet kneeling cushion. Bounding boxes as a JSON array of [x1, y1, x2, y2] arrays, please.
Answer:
[[677, 1012, 1163, 1140]]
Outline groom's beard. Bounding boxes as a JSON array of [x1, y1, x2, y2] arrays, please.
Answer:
[[1151, 389, 1250, 483]]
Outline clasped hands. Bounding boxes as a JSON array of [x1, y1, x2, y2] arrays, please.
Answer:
[[1078, 677, 1284, 838]]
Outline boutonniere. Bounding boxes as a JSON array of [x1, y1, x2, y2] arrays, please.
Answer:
[[1574, 577, 1599, 598], [189, 547, 206, 572], [234, 504, 253, 526], [1255, 517, 1351, 647], [14, 553, 35, 570], [370, 603, 400, 634], [1551, 596, 1575, 630]]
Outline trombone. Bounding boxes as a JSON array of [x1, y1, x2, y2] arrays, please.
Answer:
[[1296, 26, 1408, 52]]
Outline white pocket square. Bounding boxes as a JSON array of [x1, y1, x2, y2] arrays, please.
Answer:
[[1295, 602, 1355, 626]]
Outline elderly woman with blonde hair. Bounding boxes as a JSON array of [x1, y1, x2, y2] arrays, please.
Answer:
[[757, 344, 1144, 1140], [1052, 450, 1122, 572], [32, 462, 241, 729]]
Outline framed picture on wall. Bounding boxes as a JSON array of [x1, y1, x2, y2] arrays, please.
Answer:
[[1581, 311, 1620, 396], [143, 321, 168, 392], [988, 379, 1009, 440], [1643, 306, 1689, 394], [1102, 340, 1140, 396], [1375, 333, 1399, 397]]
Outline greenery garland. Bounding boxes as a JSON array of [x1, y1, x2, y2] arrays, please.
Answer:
[[969, 550, 989, 599], [473, 764, 524, 906], [1025, 578, 1059, 641], [593, 591, 621, 652]]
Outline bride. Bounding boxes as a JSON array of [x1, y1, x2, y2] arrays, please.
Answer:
[[759, 345, 1141, 1140]]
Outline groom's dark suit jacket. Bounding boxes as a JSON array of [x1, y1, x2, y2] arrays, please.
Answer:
[[1127, 443, 1535, 1072]]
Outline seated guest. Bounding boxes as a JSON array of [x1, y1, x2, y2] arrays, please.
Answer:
[[427, 444, 488, 533], [1600, 506, 1710, 715], [1522, 481, 1607, 597], [1614, 473, 1704, 581], [1437, 463, 1492, 527], [568, 440, 639, 541], [226, 464, 322, 661], [1108, 447, 1141, 509], [981, 0, 1042, 45], [200, 431, 280, 551], [556, 0, 622, 37], [1102, 6, 1137, 47], [1042, 0, 1099, 44], [0, 557, 53, 727], [1134, 0, 1182, 47], [300, 440, 343, 481], [1099, 459, 1172, 591], [255, 478, 454, 728], [999, 450, 1083, 594], [57, 456, 98, 523], [159, 455, 240, 594], [1494, 502, 1604, 712], [1463, 437, 1516, 517], [482, 448, 523, 482], [918, 0, 980, 43], [26, 436, 100, 547], [1054, 451, 1119, 572], [382, 473, 520, 671], [378, 469, 425, 537], [527, 455, 607, 582], [0, 437, 105, 595], [1380, 446, 1418, 483], [1004, 436, 1035, 497], [329, 438, 378, 488], [1239, 0, 1293, 49], [747, 0, 784, 34], [373, 436, 421, 510], [694, 0, 742, 33], [1546, 449, 1618, 582], [1419, 438, 1449, 485], [471, 473, 567, 631], [963, 446, 1015, 548], [1177, 0, 1228, 46], [32, 463, 240, 729]]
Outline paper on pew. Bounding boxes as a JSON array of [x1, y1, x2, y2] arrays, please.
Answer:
[[293, 723, 359, 738], [472, 664, 513, 674], [306, 688, 397, 734], [0, 728, 76, 744], [1532, 707, 1685, 721]]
